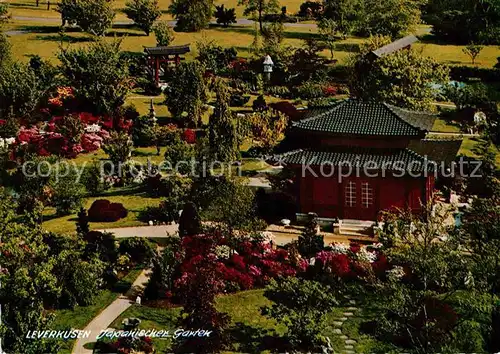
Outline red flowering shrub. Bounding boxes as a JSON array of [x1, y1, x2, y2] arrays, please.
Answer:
[[88, 199, 128, 222], [229, 58, 249, 72], [322, 85, 338, 96], [182, 128, 196, 144], [269, 101, 303, 121]]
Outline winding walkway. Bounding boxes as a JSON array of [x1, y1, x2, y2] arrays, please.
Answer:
[[72, 269, 150, 354]]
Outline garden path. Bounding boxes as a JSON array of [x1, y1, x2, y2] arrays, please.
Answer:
[[6, 16, 317, 36], [72, 269, 150, 354], [98, 223, 373, 245]]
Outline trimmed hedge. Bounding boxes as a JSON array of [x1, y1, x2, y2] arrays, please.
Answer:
[[448, 65, 500, 83], [88, 199, 128, 222]]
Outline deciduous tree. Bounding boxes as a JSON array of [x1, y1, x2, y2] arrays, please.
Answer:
[[359, 0, 422, 39], [262, 277, 336, 350], [57, 0, 115, 36], [318, 18, 337, 59], [249, 109, 288, 152], [164, 61, 208, 127], [349, 45, 450, 111], [58, 39, 131, 116], [462, 43, 484, 65], [239, 0, 280, 31], [168, 0, 213, 32], [124, 0, 162, 35]]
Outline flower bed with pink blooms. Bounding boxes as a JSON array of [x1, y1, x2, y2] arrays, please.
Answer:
[[1, 86, 136, 159], [166, 230, 392, 300]]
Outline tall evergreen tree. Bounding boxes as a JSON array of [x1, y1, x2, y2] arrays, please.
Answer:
[[298, 213, 323, 258], [208, 79, 240, 162], [179, 201, 202, 237], [76, 206, 90, 236]]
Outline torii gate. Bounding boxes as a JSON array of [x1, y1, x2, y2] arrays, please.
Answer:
[[144, 44, 191, 86]]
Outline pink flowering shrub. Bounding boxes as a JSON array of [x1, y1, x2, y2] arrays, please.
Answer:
[[15, 113, 111, 158]]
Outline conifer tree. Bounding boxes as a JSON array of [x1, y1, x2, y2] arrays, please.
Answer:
[[179, 201, 202, 237], [298, 212, 323, 258], [208, 79, 240, 162]]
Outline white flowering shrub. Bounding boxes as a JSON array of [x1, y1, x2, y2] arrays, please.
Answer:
[[386, 266, 405, 281], [329, 242, 350, 254], [357, 247, 377, 263], [85, 123, 102, 133], [214, 245, 232, 260], [260, 231, 276, 244], [0, 137, 15, 149]]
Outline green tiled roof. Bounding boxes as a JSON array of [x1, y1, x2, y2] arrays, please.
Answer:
[[271, 147, 435, 172], [294, 100, 436, 136]]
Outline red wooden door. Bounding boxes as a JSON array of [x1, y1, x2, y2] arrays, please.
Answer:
[[342, 179, 377, 220]]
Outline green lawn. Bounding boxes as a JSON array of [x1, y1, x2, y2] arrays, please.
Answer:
[[6, 14, 500, 68], [457, 136, 500, 167], [42, 186, 160, 234], [93, 289, 383, 353], [431, 117, 462, 133], [50, 267, 143, 354]]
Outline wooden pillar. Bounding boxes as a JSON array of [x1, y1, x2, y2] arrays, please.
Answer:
[[47, 1, 50, 10], [175, 54, 180, 66]]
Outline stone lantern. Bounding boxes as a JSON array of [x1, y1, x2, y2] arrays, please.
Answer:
[[263, 55, 274, 82]]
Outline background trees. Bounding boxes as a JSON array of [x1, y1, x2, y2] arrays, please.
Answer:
[[322, 0, 362, 38], [214, 5, 237, 27], [239, 0, 280, 31], [168, 0, 214, 32], [321, 0, 422, 39], [124, 0, 162, 36], [424, 0, 500, 44], [359, 0, 422, 39], [57, 0, 115, 36]]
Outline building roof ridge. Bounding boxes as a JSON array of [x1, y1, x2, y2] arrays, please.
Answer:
[[292, 99, 348, 127], [383, 103, 427, 134]]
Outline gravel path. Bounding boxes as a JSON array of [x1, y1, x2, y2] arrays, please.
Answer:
[[72, 268, 150, 354]]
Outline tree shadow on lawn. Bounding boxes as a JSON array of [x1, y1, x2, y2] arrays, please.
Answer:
[[105, 30, 145, 38], [212, 25, 321, 41], [33, 34, 92, 43], [4, 2, 44, 9], [334, 42, 361, 53], [227, 322, 291, 352], [18, 25, 63, 33], [97, 185, 150, 198]]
